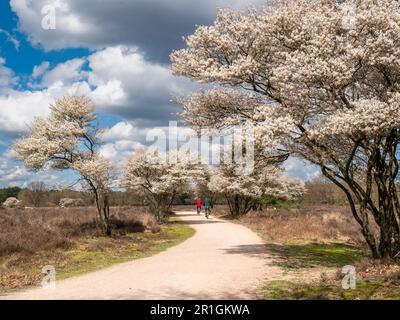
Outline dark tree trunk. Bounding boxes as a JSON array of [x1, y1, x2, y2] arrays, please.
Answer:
[[226, 194, 254, 217], [321, 134, 400, 260], [96, 193, 111, 236], [100, 194, 112, 236], [148, 192, 176, 223]]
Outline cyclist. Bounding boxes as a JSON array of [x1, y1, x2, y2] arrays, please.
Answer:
[[203, 197, 212, 218], [196, 198, 202, 215]]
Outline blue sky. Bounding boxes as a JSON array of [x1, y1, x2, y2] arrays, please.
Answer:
[[0, 1, 89, 83], [0, 0, 319, 188]]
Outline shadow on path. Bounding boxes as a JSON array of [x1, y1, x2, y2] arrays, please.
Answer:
[[117, 286, 258, 300], [263, 242, 364, 269], [222, 244, 267, 257], [173, 213, 198, 217], [174, 219, 223, 225]]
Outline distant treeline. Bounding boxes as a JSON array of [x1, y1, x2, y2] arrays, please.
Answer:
[[0, 176, 349, 208], [0, 185, 142, 207], [0, 187, 21, 204], [302, 176, 348, 206], [0, 185, 202, 207]]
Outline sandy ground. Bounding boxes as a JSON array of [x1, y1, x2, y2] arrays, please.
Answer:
[[1, 211, 284, 300]]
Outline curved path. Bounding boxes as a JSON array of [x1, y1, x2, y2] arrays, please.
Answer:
[[2, 211, 282, 300]]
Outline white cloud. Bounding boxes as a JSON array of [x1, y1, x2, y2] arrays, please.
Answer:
[[0, 149, 73, 188], [97, 121, 200, 165], [90, 79, 126, 107], [0, 29, 20, 50], [32, 61, 50, 78], [0, 46, 195, 134], [42, 58, 86, 87], [98, 121, 145, 164], [99, 141, 144, 163], [2, 0, 304, 187], [10, 0, 97, 51], [86, 46, 195, 122], [0, 81, 91, 133], [283, 157, 320, 181], [10, 0, 263, 62], [0, 57, 17, 88], [99, 122, 138, 141]]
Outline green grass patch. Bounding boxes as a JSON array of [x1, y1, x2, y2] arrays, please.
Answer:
[[262, 279, 399, 300], [265, 242, 364, 269], [259, 197, 301, 209]]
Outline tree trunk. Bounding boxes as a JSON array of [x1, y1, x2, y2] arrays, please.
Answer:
[[226, 194, 254, 217], [95, 192, 112, 236], [148, 193, 175, 223], [322, 155, 400, 260]]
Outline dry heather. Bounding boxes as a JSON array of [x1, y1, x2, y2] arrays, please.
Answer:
[[0, 206, 159, 257], [0, 207, 195, 291], [215, 205, 365, 245]]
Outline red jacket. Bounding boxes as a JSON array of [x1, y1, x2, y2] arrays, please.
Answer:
[[196, 199, 202, 207]]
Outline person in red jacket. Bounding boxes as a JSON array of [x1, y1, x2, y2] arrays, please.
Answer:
[[196, 198, 202, 215]]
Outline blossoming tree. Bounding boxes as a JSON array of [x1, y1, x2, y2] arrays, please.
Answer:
[[120, 149, 206, 221], [209, 162, 304, 216], [171, 0, 400, 258], [14, 96, 114, 235]]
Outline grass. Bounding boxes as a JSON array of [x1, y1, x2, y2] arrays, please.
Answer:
[[264, 242, 364, 269], [263, 279, 400, 300], [0, 208, 195, 293], [262, 199, 301, 209], [260, 242, 400, 300]]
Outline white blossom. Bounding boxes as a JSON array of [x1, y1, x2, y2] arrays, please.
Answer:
[[14, 95, 114, 235], [120, 148, 206, 220], [171, 0, 400, 257]]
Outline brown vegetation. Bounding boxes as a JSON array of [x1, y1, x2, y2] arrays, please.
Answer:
[[230, 205, 365, 245], [0, 206, 166, 291], [0, 206, 159, 257], [302, 176, 348, 206], [16, 189, 147, 208], [0, 207, 160, 291]]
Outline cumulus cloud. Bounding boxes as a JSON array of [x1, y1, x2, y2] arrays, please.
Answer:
[[32, 61, 50, 79], [10, 0, 263, 62], [98, 122, 144, 164], [98, 120, 230, 169], [1, 0, 317, 186], [42, 58, 86, 86], [283, 157, 320, 181], [87, 46, 196, 125], [99, 122, 139, 142], [0, 46, 195, 134], [0, 149, 73, 188], [0, 81, 90, 133], [98, 121, 200, 166], [0, 57, 18, 89]]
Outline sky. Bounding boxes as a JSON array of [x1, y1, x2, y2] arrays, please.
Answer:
[[0, 0, 319, 188]]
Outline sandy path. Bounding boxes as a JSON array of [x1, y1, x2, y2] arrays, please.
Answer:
[[1, 211, 283, 300]]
